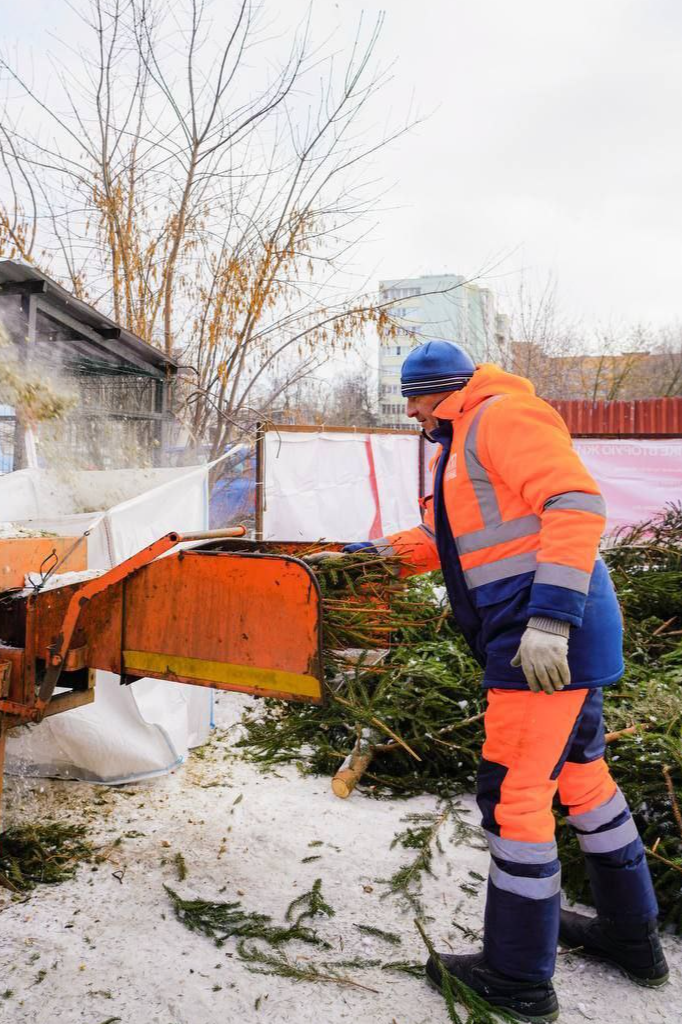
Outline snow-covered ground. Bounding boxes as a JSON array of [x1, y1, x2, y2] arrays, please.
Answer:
[[0, 692, 679, 1024]]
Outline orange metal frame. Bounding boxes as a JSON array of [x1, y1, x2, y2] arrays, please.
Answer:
[[0, 531, 326, 731]]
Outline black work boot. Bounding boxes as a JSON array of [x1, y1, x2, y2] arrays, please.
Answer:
[[559, 909, 669, 987], [426, 951, 559, 1023]]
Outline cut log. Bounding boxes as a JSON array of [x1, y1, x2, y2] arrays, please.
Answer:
[[332, 750, 375, 799], [604, 723, 648, 744]]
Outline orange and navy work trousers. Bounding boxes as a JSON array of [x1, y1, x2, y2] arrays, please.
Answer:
[[477, 687, 658, 982]]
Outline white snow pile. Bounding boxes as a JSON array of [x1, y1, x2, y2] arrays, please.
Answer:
[[23, 568, 105, 592]]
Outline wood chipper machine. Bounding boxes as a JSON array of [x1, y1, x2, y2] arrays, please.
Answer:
[[0, 530, 327, 825]]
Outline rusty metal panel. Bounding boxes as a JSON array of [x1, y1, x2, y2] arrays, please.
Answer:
[[0, 645, 25, 702], [0, 661, 11, 698], [32, 580, 124, 675], [548, 397, 682, 437], [121, 551, 324, 703]]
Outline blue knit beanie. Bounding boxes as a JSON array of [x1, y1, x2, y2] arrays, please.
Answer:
[[400, 341, 476, 397]]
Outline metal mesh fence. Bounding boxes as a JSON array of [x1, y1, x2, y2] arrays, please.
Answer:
[[5, 371, 170, 471], [0, 417, 15, 473], [76, 374, 160, 417]]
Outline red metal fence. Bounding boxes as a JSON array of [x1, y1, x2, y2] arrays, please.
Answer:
[[547, 397, 682, 437]]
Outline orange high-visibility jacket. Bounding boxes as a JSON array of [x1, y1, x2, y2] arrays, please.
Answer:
[[381, 364, 623, 688]]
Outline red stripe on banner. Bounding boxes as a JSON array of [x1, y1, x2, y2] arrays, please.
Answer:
[[364, 438, 384, 540]]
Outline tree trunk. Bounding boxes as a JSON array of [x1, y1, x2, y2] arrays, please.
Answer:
[[332, 749, 375, 799]]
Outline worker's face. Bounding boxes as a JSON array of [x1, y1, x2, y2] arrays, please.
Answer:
[[405, 391, 454, 434]]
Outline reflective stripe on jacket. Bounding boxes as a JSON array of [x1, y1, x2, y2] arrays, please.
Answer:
[[377, 364, 623, 689]]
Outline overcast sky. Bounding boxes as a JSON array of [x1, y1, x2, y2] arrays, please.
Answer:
[[4, 0, 682, 329], [328, 0, 682, 329]]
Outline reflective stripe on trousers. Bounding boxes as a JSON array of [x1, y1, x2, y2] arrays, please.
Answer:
[[568, 786, 639, 854], [564, 785, 658, 922], [486, 832, 561, 901]]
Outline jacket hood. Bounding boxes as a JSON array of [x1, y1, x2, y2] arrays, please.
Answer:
[[433, 363, 536, 421]]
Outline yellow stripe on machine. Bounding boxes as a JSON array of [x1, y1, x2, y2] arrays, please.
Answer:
[[123, 649, 322, 699]]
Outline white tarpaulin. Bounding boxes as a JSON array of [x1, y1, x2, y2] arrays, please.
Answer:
[[261, 429, 421, 541], [370, 433, 422, 536], [3, 466, 213, 784]]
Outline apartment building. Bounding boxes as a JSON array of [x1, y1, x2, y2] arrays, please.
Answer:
[[378, 274, 508, 428]]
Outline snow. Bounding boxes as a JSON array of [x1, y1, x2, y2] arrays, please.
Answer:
[[22, 569, 104, 593], [0, 523, 55, 539], [0, 693, 679, 1024]]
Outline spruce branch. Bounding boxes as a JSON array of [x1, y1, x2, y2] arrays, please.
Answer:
[[285, 878, 335, 924], [353, 923, 402, 946], [0, 822, 94, 892], [165, 887, 330, 948], [236, 941, 380, 993]]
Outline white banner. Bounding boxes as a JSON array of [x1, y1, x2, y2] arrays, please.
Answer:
[[261, 429, 421, 541], [574, 438, 682, 533]]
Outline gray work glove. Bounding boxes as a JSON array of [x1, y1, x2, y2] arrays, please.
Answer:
[[303, 550, 346, 565], [511, 616, 571, 694], [304, 541, 379, 565]]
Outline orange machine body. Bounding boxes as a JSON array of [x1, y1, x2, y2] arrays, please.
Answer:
[[0, 534, 325, 731]]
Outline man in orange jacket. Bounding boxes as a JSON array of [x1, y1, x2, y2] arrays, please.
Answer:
[[343, 341, 668, 1021]]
